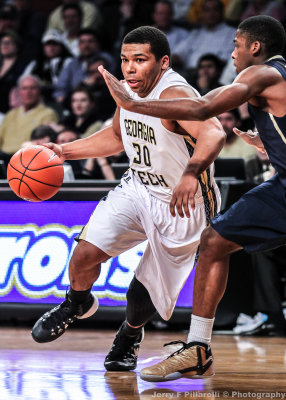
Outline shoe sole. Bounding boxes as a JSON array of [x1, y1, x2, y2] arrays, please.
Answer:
[[104, 361, 136, 371], [140, 371, 215, 382], [77, 295, 99, 319]]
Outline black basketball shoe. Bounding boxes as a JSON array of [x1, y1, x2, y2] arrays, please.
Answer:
[[104, 322, 144, 371], [31, 292, 98, 343]]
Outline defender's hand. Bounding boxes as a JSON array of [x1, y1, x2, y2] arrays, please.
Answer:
[[98, 65, 133, 110], [170, 174, 199, 218], [233, 127, 266, 153]]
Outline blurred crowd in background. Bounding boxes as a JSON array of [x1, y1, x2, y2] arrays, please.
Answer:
[[0, 0, 285, 179], [0, 0, 285, 336]]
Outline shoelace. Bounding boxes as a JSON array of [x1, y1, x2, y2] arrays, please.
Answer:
[[109, 331, 142, 357], [42, 299, 77, 332], [163, 340, 188, 359]]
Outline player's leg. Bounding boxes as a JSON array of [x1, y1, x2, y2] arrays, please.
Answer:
[[189, 226, 241, 338], [140, 228, 240, 382], [140, 176, 286, 381], [104, 276, 157, 371], [32, 172, 147, 343], [31, 241, 110, 343]]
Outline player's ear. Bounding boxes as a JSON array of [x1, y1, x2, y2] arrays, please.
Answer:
[[251, 41, 261, 56], [161, 55, 170, 70]]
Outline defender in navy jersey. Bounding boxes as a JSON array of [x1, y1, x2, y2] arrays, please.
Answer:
[[99, 15, 286, 381]]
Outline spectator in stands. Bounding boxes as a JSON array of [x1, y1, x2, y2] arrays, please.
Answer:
[[102, 0, 153, 72], [56, 128, 78, 144], [21, 124, 58, 148], [55, 127, 112, 179], [233, 246, 286, 336], [22, 29, 73, 104], [0, 30, 28, 114], [55, 128, 83, 177], [61, 3, 82, 57], [189, 53, 224, 95], [0, 75, 58, 164], [152, 0, 189, 54], [60, 85, 103, 136], [171, 0, 193, 23], [186, 0, 230, 24], [47, 0, 103, 34], [217, 109, 257, 160], [82, 55, 116, 120], [172, 0, 236, 70], [0, 4, 19, 35], [241, 0, 286, 23], [54, 28, 114, 104], [11, 0, 46, 61]]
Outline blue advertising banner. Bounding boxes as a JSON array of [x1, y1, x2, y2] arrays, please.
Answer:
[[0, 201, 194, 307]]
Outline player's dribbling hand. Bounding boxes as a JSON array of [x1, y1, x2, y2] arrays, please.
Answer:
[[98, 65, 133, 110], [233, 127, 266, 153], [170, 174, 198, 218], [42, 143, 65, 162]]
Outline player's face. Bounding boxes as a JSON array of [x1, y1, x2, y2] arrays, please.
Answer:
[[121, 43, 169, 98], [232, 31, 253, 73]]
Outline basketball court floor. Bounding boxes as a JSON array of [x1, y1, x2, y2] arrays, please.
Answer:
[[1, 327, 285, 399]]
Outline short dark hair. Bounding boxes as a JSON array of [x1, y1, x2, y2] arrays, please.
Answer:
[[62, 3, 82, 19], [72, 85, 94, 103], [30, 125, 57, 142], [154, 0, 173, 13], [227, 108, 240, 120], [198, 53, 225, 71], [78, 28, 100, 43], [87, 54, 110, 70], [238, 16, 286, 58], [123, 26, 170, 60]]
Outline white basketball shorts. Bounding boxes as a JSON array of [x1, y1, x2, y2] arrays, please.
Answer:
[[79, 170, 220, 320]]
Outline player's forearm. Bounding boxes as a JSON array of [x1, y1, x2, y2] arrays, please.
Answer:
[[61, 127, 124, 160], [131, 97, 208, 121], [184, 130, 226, 178], [129, 84, 250, 121]]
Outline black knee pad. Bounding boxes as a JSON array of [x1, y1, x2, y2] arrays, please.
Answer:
[[126, 277, 156, 326]]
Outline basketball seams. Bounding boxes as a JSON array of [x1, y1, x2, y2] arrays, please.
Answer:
[[19, 148, 45, 195], [20, 147, 45, 169], [19, 180, 42, 201], [8, 163, 62, 188], [22, 164, 64, 171]]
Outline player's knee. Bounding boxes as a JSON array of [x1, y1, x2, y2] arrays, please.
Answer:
[[200, 226, 223, 258], [71, 241, 108, 269]]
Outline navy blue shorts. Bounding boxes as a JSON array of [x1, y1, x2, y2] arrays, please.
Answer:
[[211, 174, 286, 253]]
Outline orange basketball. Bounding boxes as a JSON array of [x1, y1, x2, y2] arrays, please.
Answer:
[[7, 145, 64, 202]]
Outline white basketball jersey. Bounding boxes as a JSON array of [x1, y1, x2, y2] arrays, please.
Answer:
[[120, 68, 215, 203]]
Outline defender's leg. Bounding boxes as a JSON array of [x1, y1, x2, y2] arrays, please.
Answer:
[[140, 227, 241, 382]]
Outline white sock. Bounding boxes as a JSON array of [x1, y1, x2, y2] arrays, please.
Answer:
[[187, 314, 215, 346]]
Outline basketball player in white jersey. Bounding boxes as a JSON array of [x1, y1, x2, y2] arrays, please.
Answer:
[[31, 26, 225, 371]]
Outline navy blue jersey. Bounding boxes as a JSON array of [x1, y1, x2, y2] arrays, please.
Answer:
[[248, 57, 286, 187]]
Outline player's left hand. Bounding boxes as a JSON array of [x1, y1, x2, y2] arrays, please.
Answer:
[[98, 65, 133, 110], [170, 174, 198, 218]]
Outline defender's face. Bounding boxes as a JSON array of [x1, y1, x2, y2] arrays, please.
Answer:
[[121, 43, 168, 98], [232, 30, 253, 73]]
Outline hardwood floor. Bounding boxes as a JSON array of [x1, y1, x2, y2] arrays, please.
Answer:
[[0, 327, 285, 399]]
